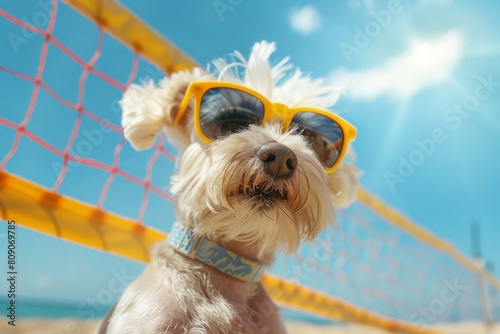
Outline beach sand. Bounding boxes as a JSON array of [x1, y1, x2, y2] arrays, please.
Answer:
[[0, 319, 498, 334]]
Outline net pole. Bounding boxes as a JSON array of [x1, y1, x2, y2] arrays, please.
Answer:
[[358, 189, 500, 290], [471, 222, 495, 331], [476, 260, 495, 331]]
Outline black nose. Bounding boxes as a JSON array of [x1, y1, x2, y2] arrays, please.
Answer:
[[256, 143, 298, 178]]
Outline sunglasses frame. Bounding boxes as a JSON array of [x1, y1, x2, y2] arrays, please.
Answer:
[[174, 81, 357, 173]]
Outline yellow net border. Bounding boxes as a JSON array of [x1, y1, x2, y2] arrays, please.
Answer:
[[66, 0, 197, 74]]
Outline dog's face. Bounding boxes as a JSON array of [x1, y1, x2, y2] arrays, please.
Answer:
[[121, 41, 359, 260], [171, 121, 333, 258]]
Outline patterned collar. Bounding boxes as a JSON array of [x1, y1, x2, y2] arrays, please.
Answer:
[[167, 222, 266, 283]]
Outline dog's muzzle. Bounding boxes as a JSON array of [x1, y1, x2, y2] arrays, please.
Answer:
[[256, 143, 297, 178]]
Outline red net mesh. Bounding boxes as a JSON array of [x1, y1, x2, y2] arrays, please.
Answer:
[[0, 1, 175, 225]]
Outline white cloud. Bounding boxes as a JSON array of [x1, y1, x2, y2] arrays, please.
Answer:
[[289, 6, 322, 35], [330, 30, 464, 100]]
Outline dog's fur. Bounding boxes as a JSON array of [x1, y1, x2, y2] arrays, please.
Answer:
[[105, 41, 358, 334]]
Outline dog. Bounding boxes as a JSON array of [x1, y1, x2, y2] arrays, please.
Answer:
[[101, 41, 359, 334]]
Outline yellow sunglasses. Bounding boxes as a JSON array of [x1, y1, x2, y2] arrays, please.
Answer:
[[175, 81, 357, 173]]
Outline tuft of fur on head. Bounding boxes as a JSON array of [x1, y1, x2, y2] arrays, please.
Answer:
[[120, 41, 359, 260], [120, 68, 214, 151], [211, 41, 343, 109]]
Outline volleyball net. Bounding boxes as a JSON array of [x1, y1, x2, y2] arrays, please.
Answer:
[[0, 0, 498, 332]]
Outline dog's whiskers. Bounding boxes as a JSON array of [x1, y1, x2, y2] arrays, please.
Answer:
[[290, 168, 311, 215], [221, 153, 246, 200], [274, 198, 294, 221]]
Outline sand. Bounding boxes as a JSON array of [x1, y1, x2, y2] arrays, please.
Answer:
[[0, 319, 498, 333]]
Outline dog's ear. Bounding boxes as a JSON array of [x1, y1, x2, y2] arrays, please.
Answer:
[[120, 68, 211, 151], [327, 148, 360, 207]]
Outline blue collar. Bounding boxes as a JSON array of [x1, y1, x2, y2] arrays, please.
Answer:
[[167, 222, 266, 283]]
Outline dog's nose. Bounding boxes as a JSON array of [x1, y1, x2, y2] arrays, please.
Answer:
[[257, 143, 298, 178]]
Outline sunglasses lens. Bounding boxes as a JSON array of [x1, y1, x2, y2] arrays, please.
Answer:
[[291, 112, 344, 169], [200, 88, 265, 140]]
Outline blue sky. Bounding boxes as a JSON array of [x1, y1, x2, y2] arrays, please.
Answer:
[[1, 0, 499, 324], [116, 0, 498, 282], [115, 0, 500, 271]]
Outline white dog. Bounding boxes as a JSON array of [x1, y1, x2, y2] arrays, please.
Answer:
[[101, 41, 359, 334]]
